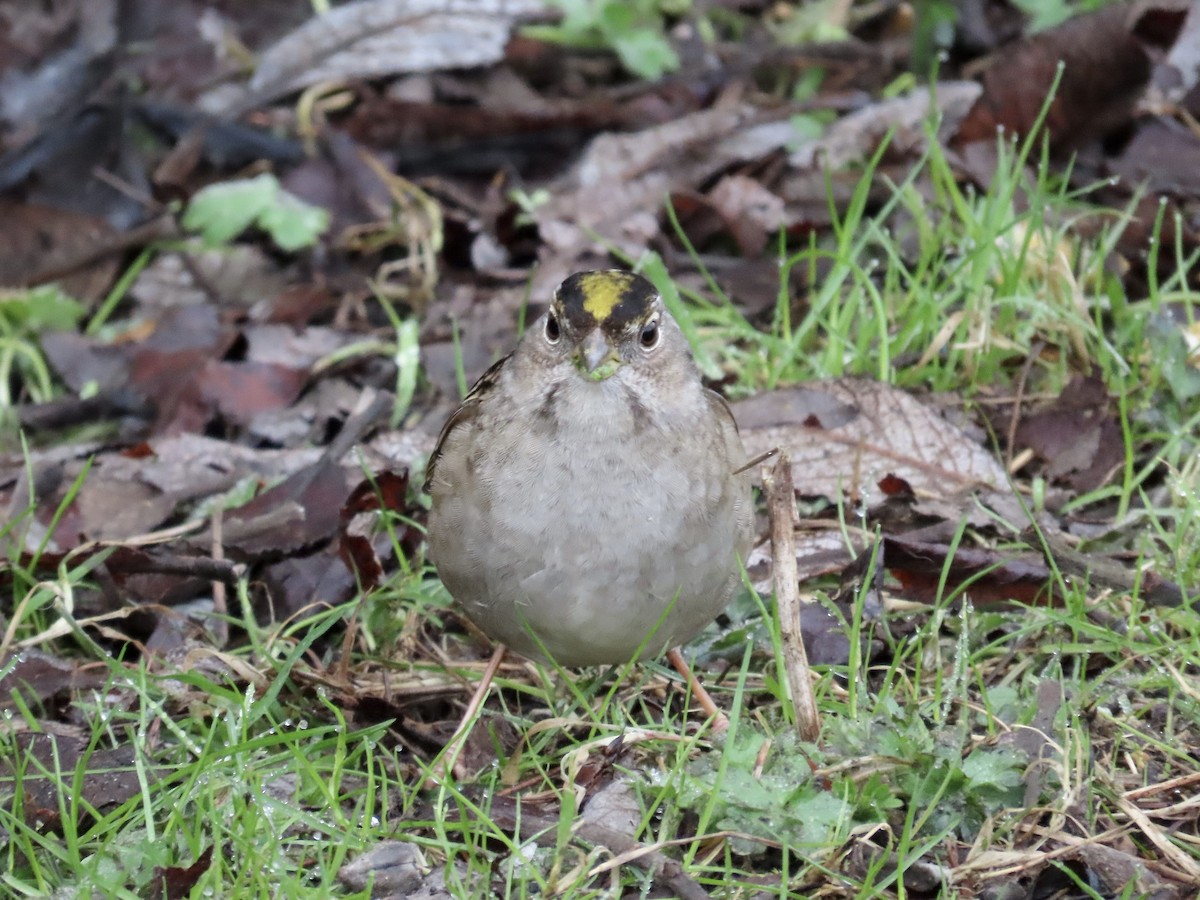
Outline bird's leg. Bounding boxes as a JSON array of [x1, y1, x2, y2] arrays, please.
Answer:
[[667, 647, 729, 733], [430, 643, 508, 784]]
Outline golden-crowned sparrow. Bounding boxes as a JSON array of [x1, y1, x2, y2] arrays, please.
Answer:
[[425, 270, 754, 667]]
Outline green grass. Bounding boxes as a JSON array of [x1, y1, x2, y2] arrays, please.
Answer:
[[666, 124, 1143, 399], [3, 81, 1200, 900], [0, 285, 86, 427]]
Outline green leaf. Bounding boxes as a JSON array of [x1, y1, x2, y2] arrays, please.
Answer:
[[532, 0, 680, 80], [610, 28, 679, 79], [789, 113, 826, 145], [662, 728, 855, 856], [1147, 314, 1200, 403], [1010, 0, 1074, 31], [183, 173, 329, 251], [596, 0, 636, 33], [257, 188, 330, 251], [604, 18, 681, 80], [183, 174, 278, 245], [962, 748, 1022, 792], [558, 0, 596, 34], [0, 285, 85, 333]]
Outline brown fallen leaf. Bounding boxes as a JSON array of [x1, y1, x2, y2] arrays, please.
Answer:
[[338, 841, 428, 896], [337, 469, 418, 592], [1013, 373, 1124, 492], [341, 95, 628, 179], [221, 457, 352, 560], [745, 525, 867, 591], [953, 4, 1183, 151], [883, 528, 1189, 611], [0, 730, 158, 828], [216, 390, 395, 561], [68, 476, 178, 544], [706, 173, 788, 257], [130, 243, 287, 315], [0, 652, 108, 711], [790, 83, 981, 171], [194, 359, 310, 427], [1144, 1, 1200, 106], [1106, 116, 1200, 200], [207, 0, 545, 114], [883, 534, 1053, 606], [1069, 843, 1172, 898], [734, 378, 1009, 507], [486, 794, 712, 900], [89, 435, 322, 503], [580, 776, 641, 836], [534, 103, 752, 266], [0, 200, 119, 302], [152, 846, 214, 900]]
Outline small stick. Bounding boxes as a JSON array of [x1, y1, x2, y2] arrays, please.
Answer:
[[765, 451, 820, 741], [209, 506, 228, 648]]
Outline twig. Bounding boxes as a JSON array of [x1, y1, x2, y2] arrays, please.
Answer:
[[765, 452, 820, 742], [210, 506, 229, 648], [105, 549, 244, 584], [17, 390, 153, 432], [25, 215, 179, 287], [1005, 339, 1044, 473]]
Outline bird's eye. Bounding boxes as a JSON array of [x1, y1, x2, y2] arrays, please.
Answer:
[[545, 312, 561, 344], [639, 318, 660, 350]]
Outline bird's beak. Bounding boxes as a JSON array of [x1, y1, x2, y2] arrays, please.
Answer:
[[576, 331, 622, 381]]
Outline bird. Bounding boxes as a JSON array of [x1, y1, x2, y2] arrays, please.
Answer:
[[424, 270, 754, 763]]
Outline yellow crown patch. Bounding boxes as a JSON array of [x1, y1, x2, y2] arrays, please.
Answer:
[[579, 271, 635, 322]]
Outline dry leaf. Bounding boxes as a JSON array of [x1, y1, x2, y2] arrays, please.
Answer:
[[206, 0, 543, 112], [535, 105, 750, 261], [954, 4, 1162, 150], [790, 83, 981, 170], [734, 378, 1008, 507], [707, 174, 787, 256]]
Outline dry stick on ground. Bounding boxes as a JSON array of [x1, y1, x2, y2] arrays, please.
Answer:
[[209, 506, 229, 647], [765, 452, 820, 741], [1005, 338, 1045, 473], [26, 215, 180, 287], [105, 550, 244, 583], [18, 390, 155, 431]]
